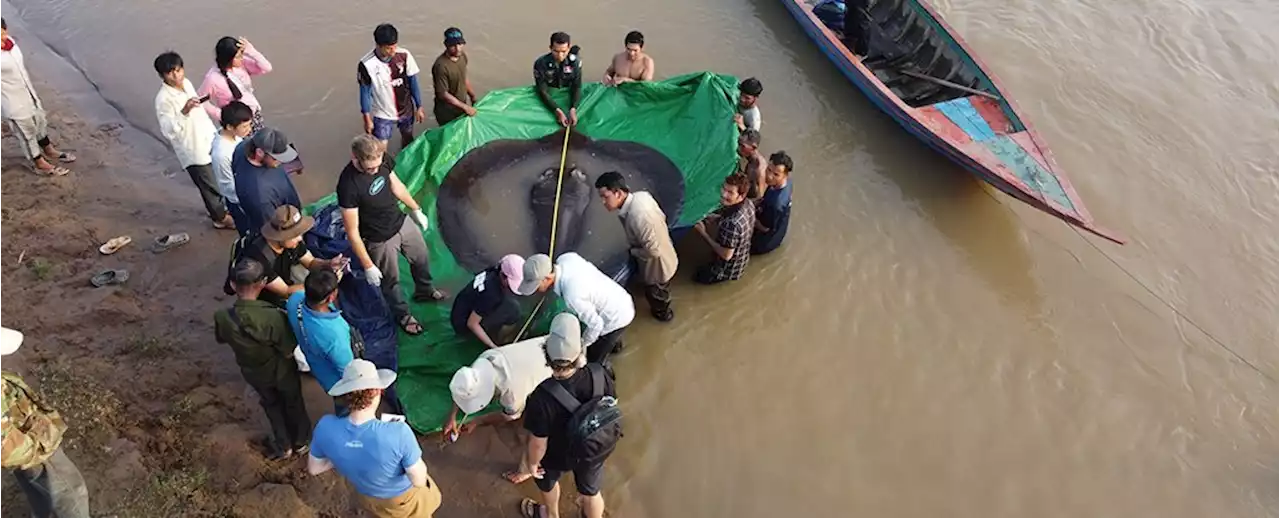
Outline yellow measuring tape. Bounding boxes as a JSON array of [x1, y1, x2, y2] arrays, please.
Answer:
[[513, 125, 573, 342]]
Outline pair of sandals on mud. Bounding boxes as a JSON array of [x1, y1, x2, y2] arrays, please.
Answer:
[[34, 151, 75, 176], [397, 287, 448, 335]]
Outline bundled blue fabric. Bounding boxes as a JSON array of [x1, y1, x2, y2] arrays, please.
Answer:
[[304, 203, 404, 412], [813, 0, 847, 33]]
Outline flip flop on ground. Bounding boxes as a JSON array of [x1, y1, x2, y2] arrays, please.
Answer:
[[152, 233, 190, 253], [90, 269, 129, 287], [212, 214, 236, 230], [98, 236, 132, 255], [35, 165, 70, 176], [520, 498, 549, 518], [399, 315, 424, 335], [412, 287, 449, 302], [56, 151, 76, 163]]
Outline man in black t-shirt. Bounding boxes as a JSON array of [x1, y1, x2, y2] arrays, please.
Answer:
[[520, 313, 616, 518], [337, 134, 445, 335], [231, 205, 347, 307], [449, 254, 524, 349]]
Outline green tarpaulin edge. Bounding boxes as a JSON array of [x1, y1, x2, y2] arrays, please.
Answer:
[[304, 71, 741, 434]]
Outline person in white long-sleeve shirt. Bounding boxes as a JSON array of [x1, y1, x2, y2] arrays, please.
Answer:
[[517, 252, 635, 365], [153, 51, 234, 230], [1, 18, 75, 176]]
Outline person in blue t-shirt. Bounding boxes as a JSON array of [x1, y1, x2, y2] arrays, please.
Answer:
[[308, 360, 442, 515], [752, 151, 793, 255], [286, 269, 355, 414]]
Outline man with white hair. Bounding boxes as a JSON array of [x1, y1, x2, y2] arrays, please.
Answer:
[[1, 327, 91, 518]]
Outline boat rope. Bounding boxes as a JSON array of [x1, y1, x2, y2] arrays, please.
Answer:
[[978, 187, 1276, 384], [513, 126, 574, 342]]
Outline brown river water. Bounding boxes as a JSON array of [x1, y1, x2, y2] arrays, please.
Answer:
[[5, 0, 1276, 515]]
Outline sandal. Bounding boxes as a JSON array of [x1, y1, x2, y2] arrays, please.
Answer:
[[152, 232, 190, 253], [98, 236, 132, 255], [57, 152, 76, 163], [519, 498, 549, 518], [412, 287, 448, 302], [398, 315, 424, 335], [212, 215, 236, 230], [35, 165, 70, 177], [90, 269, 129, 287]]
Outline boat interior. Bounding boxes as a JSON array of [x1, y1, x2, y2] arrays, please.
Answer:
[[818, 0, 993, 108]]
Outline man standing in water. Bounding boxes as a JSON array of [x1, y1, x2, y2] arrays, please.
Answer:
[[737, 128, 768, 200], [431, 27, 479, 126], [358, 23, 425, 151], [734, 77, 763, 132], [693, 173, 755, 284], [533, 32, 582, 127], [595, 172, 677, 321], [602, 31, 653, 86]]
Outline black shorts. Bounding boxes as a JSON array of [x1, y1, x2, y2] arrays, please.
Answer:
[[534, 460, 605, 496]]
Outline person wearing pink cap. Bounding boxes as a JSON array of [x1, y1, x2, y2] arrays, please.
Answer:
[[449, 254, 525, 349]]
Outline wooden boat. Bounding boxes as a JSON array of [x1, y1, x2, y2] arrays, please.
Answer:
[[784, 0, 1125, 244]]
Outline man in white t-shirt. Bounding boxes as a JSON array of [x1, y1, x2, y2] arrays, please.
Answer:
[[357, 23, 424, 152], [154, 51, 233, 230], [210, 100, 255, 236], [445, 335, 554, 482]]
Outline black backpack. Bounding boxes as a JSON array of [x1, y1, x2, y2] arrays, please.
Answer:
[[541, 363, 622, 464], [223, 234, 254, 295]]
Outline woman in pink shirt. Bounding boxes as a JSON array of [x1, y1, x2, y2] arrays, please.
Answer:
[[199, 37, 271, 129], [199, 36, 303, 172]]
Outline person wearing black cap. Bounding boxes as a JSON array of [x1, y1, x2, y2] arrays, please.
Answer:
[[230, 126, 302, 234], [532, 31, 582, 127], [214, 258, 312, 460], [431, 27, 479, 127]]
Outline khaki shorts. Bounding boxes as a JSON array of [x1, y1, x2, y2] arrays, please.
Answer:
[[357, 475, 443, 518]]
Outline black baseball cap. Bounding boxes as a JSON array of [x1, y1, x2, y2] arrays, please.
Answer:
[[444, 27, 465, 46]]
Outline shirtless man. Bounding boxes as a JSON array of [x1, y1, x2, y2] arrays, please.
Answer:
[[736, 128, 767, 201], [602, 31, 653, 86]]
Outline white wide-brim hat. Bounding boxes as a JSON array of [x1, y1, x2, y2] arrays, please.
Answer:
[[328, 359, 397, 396]]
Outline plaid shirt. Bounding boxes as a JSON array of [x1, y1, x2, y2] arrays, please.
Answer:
[[706, 200, 755, 282]]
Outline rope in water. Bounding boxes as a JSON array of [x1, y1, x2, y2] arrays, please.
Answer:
[[512, 125, 574, 342], [977, 187, 1275, 384]]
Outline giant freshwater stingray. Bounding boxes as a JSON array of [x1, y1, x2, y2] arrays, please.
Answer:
[[436, 130, 686, 277]]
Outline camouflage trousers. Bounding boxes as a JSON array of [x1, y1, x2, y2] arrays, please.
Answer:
[[11, 448, 88, 518]]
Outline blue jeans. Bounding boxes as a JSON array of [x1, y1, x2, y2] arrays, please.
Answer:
[[12, 448, 90, 518]]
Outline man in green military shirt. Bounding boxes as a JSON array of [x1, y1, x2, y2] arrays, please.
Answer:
[[2, 327, 91, 518], [533, 31, 582, 127], [214, 258, 312, 460]]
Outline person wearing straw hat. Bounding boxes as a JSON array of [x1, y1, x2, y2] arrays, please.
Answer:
[[449, 254, 525, 349], [519, 314, 617, 518], [442, 333, 553, 483], [1, 327, 91, 518], [308, 360, 442, 517], [214, 258, 312, 460]]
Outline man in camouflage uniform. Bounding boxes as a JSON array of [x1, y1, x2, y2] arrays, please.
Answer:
[[1, 327, 90, 518], [533, 31, 582, 127]]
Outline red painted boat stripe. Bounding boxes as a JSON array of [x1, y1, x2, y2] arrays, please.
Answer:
[[916, 106, 972, 146], [967, 96, 1014, 135]]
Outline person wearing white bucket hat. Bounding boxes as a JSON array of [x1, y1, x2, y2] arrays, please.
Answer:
[[1, 326, 91, 518], [308, 359, 442, 517], [443, 334, 553, 483]]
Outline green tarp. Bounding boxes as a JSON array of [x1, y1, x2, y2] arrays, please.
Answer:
[[308, 71, 740, 434]]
